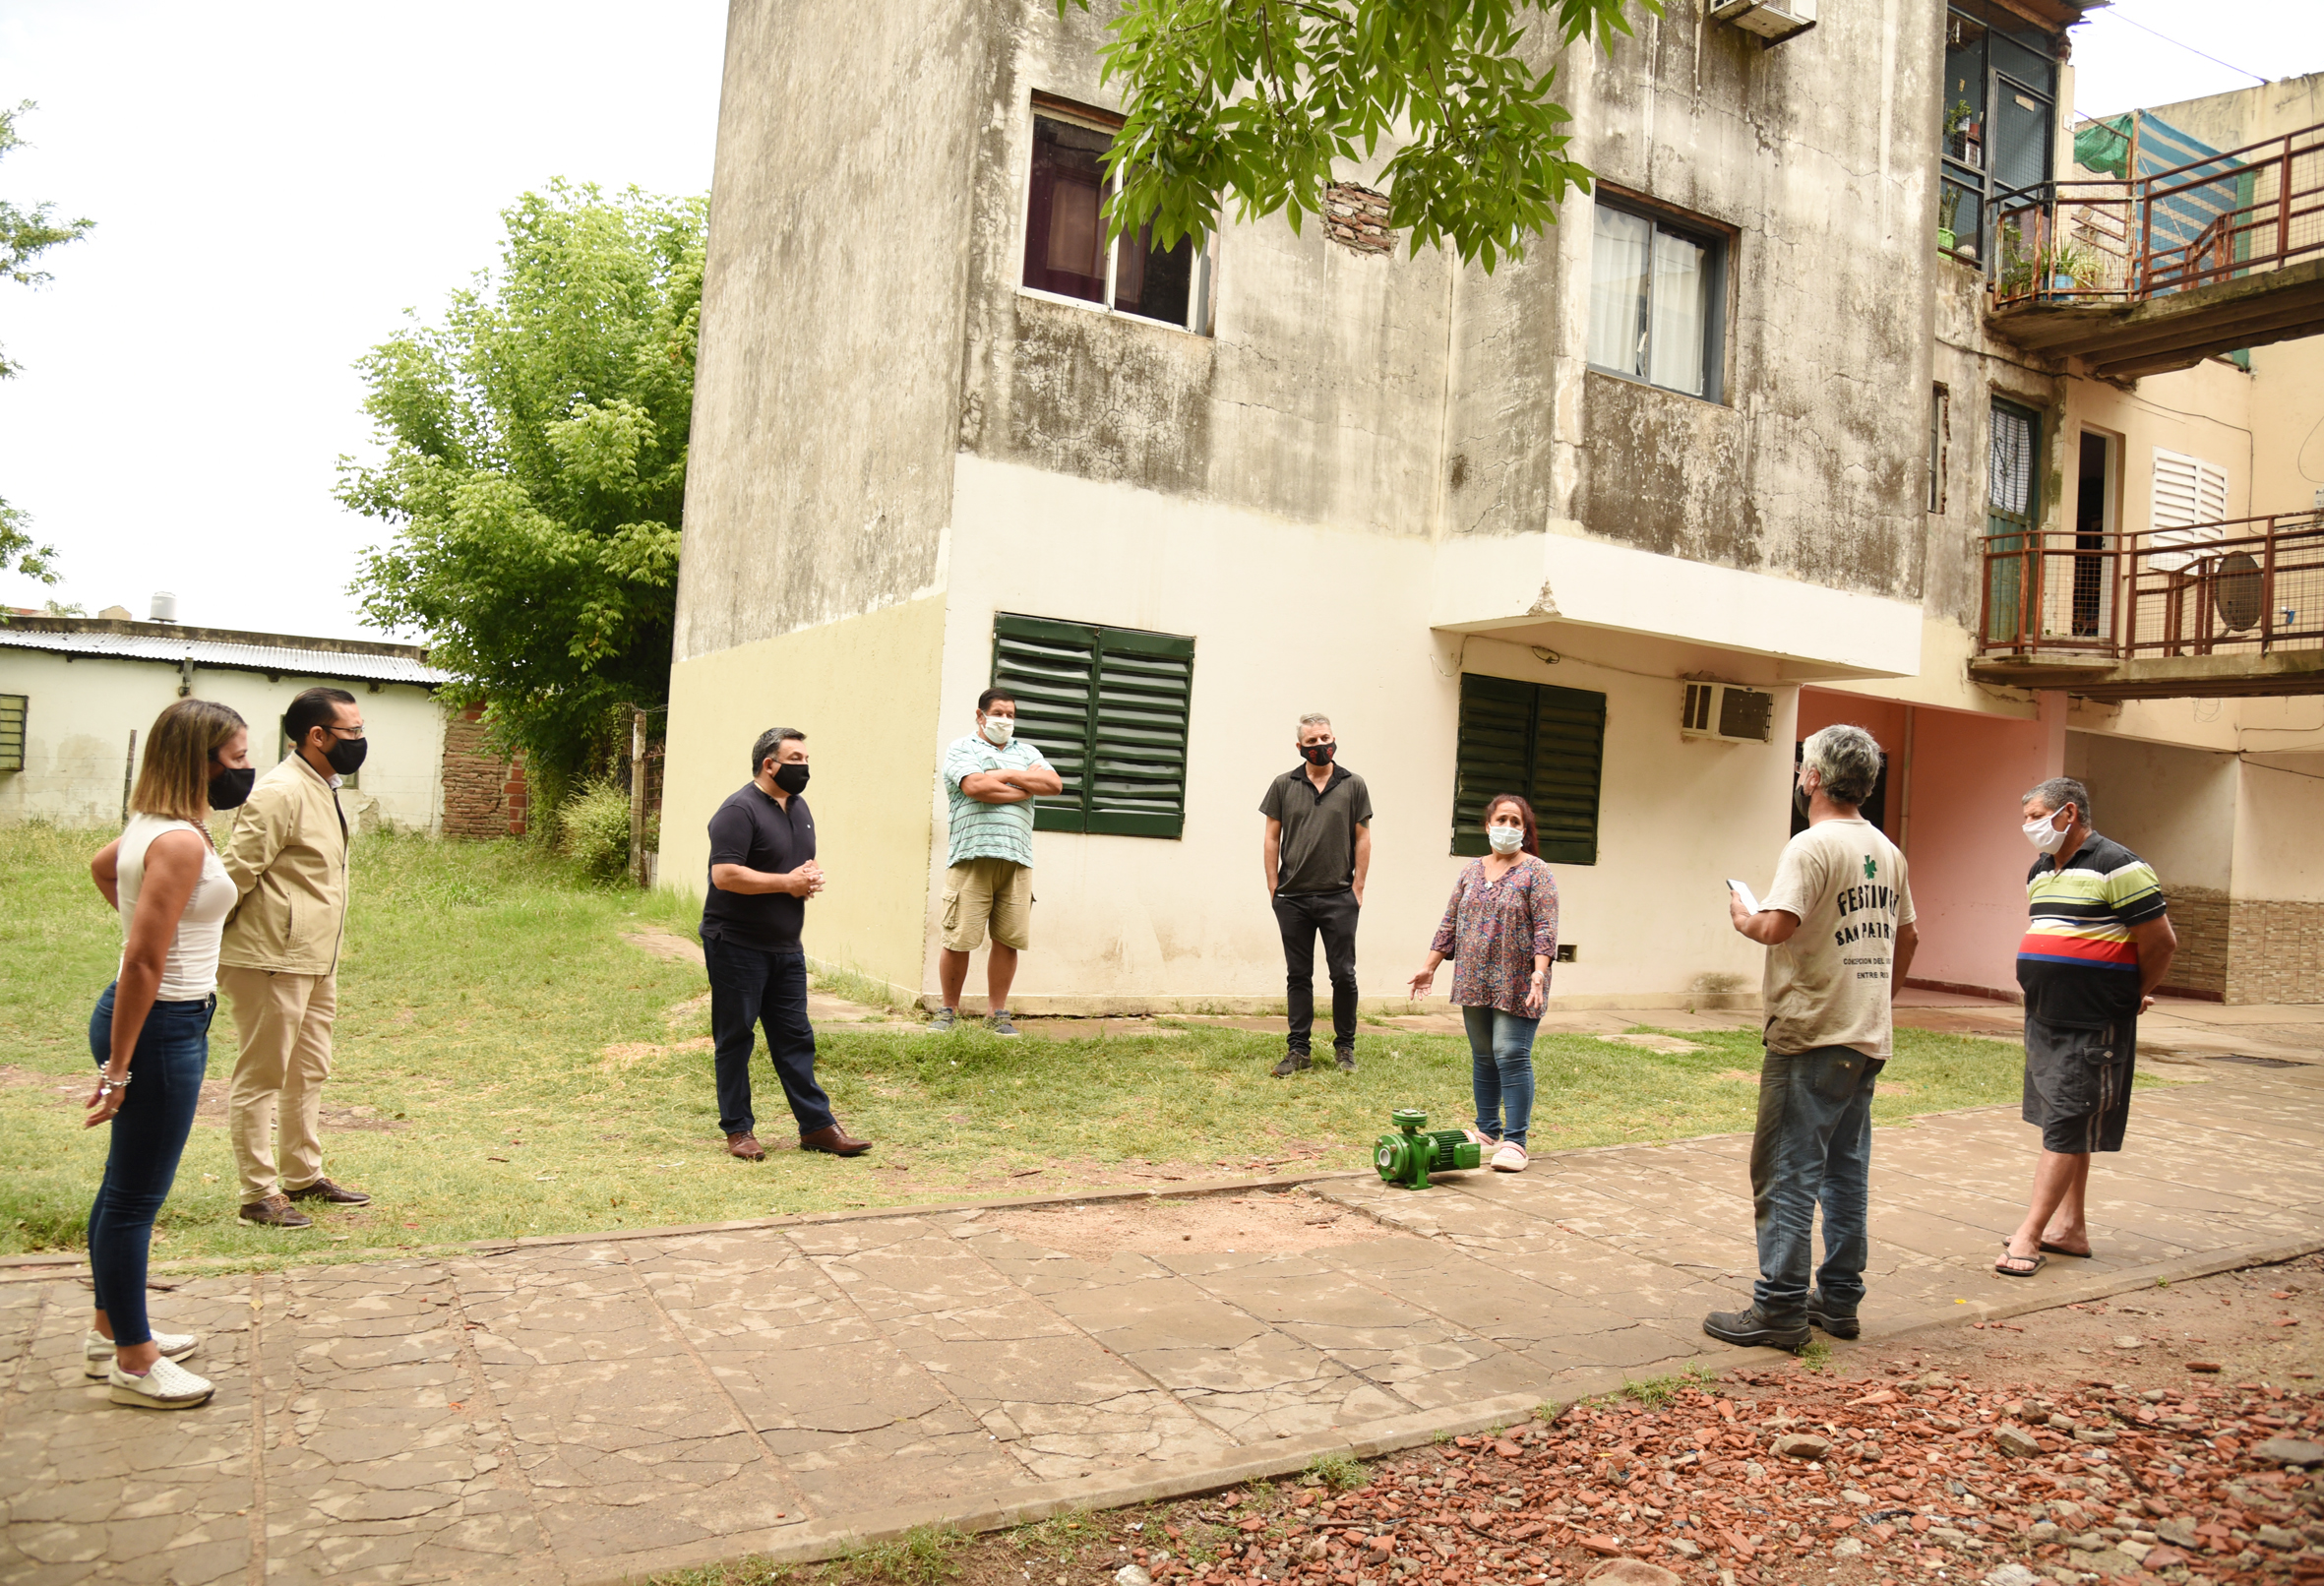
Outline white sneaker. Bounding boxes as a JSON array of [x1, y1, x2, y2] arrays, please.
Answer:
[[83, 1327, 199, 1378], [1492, 1140, 1530, 1173], [107, 1354, 214, 1410]]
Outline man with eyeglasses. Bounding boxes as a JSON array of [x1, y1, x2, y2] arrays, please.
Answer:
[[217, 687, 374, 1229]]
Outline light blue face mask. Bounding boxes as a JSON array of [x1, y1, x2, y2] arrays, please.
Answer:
[[1488, 824, 1524, 855]]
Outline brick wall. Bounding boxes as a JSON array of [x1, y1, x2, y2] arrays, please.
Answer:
[[2226, 898, 2324, 1006], [2159, 884, 2229, 1000], [440, 704, 528, 839]]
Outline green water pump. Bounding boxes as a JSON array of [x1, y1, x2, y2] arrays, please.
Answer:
[[1373, 1108, 1481, 1190]]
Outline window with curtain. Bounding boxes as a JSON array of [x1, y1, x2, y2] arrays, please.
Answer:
[[1585, 198, 1725, 400], [1021, 103, 1213, 336]]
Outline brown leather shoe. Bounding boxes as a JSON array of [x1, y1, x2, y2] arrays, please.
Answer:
[[725, 1131, 765, 1161], [286, 1177, 372, 1206], [798, 1124, 872, 1157], [238, 1194, 313, 1229]]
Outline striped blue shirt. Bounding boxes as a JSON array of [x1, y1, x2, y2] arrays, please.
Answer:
[[942, 734, 1052, 868]]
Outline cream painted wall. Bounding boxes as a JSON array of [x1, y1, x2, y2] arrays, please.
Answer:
[[2069, 732, 2236, 893], [928, 454, 1789, 1012], [2232, 758, 2324, 905], [0, 649, 446, 831], [659, 595, 948, 995]]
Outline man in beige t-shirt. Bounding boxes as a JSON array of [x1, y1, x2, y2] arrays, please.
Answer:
[[1705, 724, 1918, 1353]]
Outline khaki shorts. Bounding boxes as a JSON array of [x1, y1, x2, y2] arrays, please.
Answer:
[[941, 858, 1032, 952]]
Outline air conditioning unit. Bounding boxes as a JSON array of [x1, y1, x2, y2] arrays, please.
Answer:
[[1682, 683, 1776, 745], [1709, 0, 1817, 44]]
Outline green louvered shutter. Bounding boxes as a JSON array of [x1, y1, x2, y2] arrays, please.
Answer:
[[991, 616, 1097, 832], [991, 615, 1196, 838], [1450, 674, 1604, 865], [1452, 674, 1535, 857], [1529, 683, 1606, 865], [0, 696, 24, 773], [1087, 628, 1193, 837]]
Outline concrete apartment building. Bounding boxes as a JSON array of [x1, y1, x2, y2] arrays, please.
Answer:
[[662, 0, 2324, 1010]]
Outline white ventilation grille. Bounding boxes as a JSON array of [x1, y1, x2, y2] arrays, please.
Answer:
[[2149, 448, 2231, 572]]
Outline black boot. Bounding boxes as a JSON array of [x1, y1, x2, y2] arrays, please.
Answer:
[[1702, 1304, 1810, 1351]]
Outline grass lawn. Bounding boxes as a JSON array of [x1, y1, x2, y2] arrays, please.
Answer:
[[2, 824, 2064, 1270]]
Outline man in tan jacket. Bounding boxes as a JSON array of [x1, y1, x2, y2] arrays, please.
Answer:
[[218, 687, 374, 1228]]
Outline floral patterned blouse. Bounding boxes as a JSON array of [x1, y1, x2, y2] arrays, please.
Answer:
[[1430, 856, 1560, 1014]]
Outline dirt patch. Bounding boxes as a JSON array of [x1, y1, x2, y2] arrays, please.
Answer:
[[986, 1188, 1415, 1258], [622, 926, 705, 966], [600, 1037, 713, 1072], [189, 1090, 408, 1131], [1601, 1034, 1708, 1055]]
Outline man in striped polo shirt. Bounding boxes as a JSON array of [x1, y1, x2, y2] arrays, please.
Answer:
[[1998, 776, 2177, 1278]]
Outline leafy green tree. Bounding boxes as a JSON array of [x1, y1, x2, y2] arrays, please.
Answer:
[[1067, 0, 1654, 272], [1, 100, 94, 591], [340, 181, 705, 799]]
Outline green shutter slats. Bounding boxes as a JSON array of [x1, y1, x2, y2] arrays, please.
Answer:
[[993, 614, 1193, 839], [992, 628, 1095, 829], [1451, 674, 1604, 864], [0, 696, 23, 773]]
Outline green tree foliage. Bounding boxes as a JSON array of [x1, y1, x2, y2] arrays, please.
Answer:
[[1067, 0, 1655, 273], [1, 100, 94, 591], [340, 181, 705, 797]]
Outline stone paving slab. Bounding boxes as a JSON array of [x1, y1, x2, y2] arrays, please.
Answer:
[[5, 1063, 2323, 1584]]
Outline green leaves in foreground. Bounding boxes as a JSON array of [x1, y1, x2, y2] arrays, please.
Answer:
[[1065, 0, 1658, 272], [338, 180, 704, 795]]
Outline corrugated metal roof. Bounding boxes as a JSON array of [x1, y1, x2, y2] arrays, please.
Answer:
[[0, 627, 451, 686]]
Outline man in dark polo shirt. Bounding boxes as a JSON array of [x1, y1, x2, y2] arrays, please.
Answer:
[[1259, 712, 1374, 1076], [701, 727, 871, 1163], [1998, 776, 2173, 1276]]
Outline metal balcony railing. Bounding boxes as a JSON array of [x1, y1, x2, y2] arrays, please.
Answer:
[[1981, 121, 2324, 307], [1980, 510, 2324, 663]]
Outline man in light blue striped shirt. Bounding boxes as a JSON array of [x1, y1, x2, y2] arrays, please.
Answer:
[[934, 687, 1061, 1035]]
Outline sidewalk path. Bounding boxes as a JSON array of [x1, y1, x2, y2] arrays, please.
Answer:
[[4, 1060, 2320, 1586]]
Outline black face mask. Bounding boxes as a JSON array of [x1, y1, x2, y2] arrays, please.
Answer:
[[1793, 778, 1812, 820], [1300, 742, 1336, 767], [209, 765, 256, 810], [772, 762, 811, 794], [323, 735, 368, 776]]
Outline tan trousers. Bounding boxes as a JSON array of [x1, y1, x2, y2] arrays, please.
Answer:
[[219, 966, 336, 1202]]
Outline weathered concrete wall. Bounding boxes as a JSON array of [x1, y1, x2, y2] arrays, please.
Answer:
[[955, 6, 1454, 540], [673, 0, 988, 660], [1550, 0, 1942, 598], [2139, 72, 2324, 152]]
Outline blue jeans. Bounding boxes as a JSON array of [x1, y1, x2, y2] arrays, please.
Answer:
[[1749, 1043, 1883, 1323], [1463, 1005, 1540, 1147], [88, 983, 213, 1349], [703, 936, 833, 1139]]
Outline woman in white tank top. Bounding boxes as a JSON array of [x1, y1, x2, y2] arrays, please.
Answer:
[[83, 698, 253, 1411]]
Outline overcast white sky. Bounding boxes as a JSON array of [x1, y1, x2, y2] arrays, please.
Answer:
[[1, 1, 2318, 641]]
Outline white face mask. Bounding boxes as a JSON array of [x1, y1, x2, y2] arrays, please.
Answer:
[[1487, 824, 1524, 855], [2023, 811, 2070, 854], [981, 715, 1014, 747]]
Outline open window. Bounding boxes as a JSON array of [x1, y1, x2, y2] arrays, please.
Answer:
[[1022, 100, 1213, 336]]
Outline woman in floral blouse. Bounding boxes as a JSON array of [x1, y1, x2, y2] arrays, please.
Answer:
[[1408, 793, 1560, 1173]]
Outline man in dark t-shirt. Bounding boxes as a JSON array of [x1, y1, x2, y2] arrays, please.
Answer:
[[1258, 711, 1374, 1076], [700, 727, 871, 1163]]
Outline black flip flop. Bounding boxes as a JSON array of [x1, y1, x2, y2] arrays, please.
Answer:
[[1994, 1250, 2048, 1278], [1999, 1237, 2093, 1259]]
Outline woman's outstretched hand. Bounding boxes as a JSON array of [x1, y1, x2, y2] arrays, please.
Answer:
[[1407, 967, 1436, 999]]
